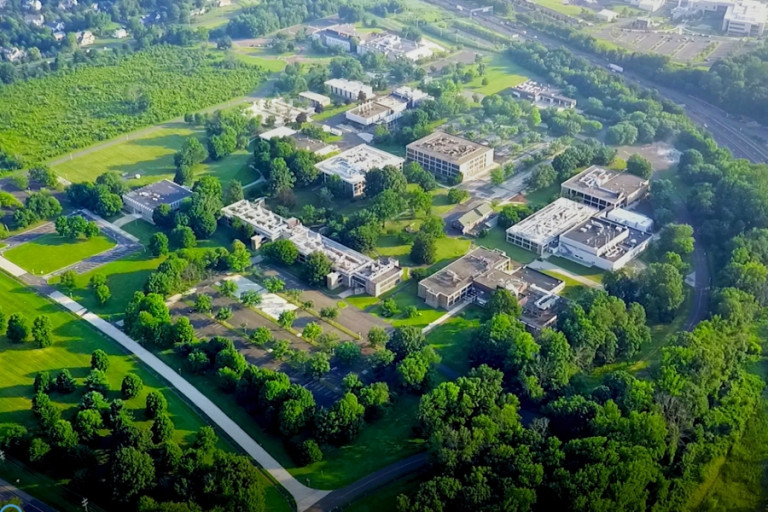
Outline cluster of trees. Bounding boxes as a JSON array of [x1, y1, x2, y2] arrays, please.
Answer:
[[0, 47, 266, 166], [222, 0, 343, 38], [12, 191, 62, 229], [254, 136, 320, 204], [204, 108, 259, 161], [0, 354, 266, 511], [66, 171, 126, 218], [54, 214, 99, 239]]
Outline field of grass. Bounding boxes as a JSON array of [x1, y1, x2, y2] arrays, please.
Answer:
[[232, 48, 289, 73], [375, 230, 471, 267], [313, 103, 353, 122], [51, 123, 258, 187], [190, 1, 243, 29], [426, 306, 484, 374], [4, 233, 115, 275], [480, 227, 537, 265], [466, 54, 530, 96], [345, 280, 445, 330], [546, 256, 605, 283], [523, 183, 561, 207], [532, 0, 584, 16]]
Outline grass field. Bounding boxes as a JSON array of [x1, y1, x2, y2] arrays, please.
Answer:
[[50, 123, 258, 187], [375, 230, 471, 267], [426, 306, 484, 374], [546, 256, 605, 283], [4, 233, 115, 275], [344, 280, 445, 330], [0, 270, 292, 511], [532, 0, 584, 16], [523, 183, 561, 207], [480, 227, 537, 265], [466, 54, 530, 96], [232, 48, 289, 73]]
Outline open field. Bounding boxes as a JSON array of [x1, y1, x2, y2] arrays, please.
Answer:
[[426, 306, 484, 374], [4, 233, 115, 275], [466, 53, 530, 96], [232, 47, 290, 72], [531, 0, 584, 16], [479, 227, 537, 265], [546, 256, 605, 283], [51, 124, 258, 187]]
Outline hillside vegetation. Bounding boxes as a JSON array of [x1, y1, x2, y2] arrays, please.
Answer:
[[0, 46, 266, 167]]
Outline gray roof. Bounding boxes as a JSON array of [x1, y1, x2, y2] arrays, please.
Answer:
[[457, 202, 494, 228], [419, 247, 509, 296], [124, 179, 192, 210]]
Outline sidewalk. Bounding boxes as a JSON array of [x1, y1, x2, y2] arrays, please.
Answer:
[[527, 260, 603, 289]]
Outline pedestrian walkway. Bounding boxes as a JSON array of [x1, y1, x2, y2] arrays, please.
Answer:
[[113, 213, 141, 228], [422, 301, 470, 334], [0, 477, 57, 512], [0, 256, 27, 277], [47, 291, 329, 511], [527, 259, 603, 289]]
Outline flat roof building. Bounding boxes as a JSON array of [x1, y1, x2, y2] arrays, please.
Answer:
[[259, 126, 297, 140], [299, 91, 332, 108], [561, 166, 650, 210], [508, 80, 577, 108], [597, 8, 619, 20], [722, 0, 767, 35], [345, 96, 408, 127], [247, 98, 313, 126], [506, 198, 598, 255], [311, 24, 359, 52], [123, 180, 192, 223], [391, 86, 433, 107], [406, 131, 494, 182], [417, 247, 565, 330], [221, 199, 402, 296], [356, 32, 439, 61], [557, 216, 652, 271], [324, 79, 374, 101], [315, 144, 404, 198]]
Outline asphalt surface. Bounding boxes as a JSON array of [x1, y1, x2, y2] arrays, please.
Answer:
[[0, 478, 57, 512], [424, 0, 768, 164], [305, 453, 430, 512]]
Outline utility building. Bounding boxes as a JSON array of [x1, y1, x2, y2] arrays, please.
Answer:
[[561, 166, 649, 210], [406, 131, 494, 182]]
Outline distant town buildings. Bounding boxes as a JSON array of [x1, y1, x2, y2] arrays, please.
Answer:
[[673, 0, 767, 35], [508, 80, 577, 108], [560, 166, 650, 210], [1, 47, 26, 62], [406, 131, 495, 182], [391, 86, 433, 107], [221, 199, 403, 296], [597, 8, 619, 21], [356, 32, 441, 61], [113, 28, 128, 39], [123, 180, 192, 223], [315, 144, 404, 197], [324, 78, 374, 101], [24, 13, 44, 26]]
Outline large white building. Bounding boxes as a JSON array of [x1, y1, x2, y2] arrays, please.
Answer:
[[221, 199, 403, 296], [506, 198, 598, 255], [311, 24, 360, 52], [324, 78, 374, 101], [391, 86, 433, 107], [345, 96, 408, 127], [557, 215, 653, 271], [315, 144, 404, 197], [357, 32, 441, 61], [561, 166, 649, 210], [723, 0, 767, 35], [406, 131, 495, 182], [247, 98, 314, 126]]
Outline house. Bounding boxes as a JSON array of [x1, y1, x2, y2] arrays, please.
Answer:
[[123, 180, 192, 223], [53, 31, 67, 41], [77, 30, 96, 45], [391, 86, 433, 108], [1, 47, 26, 63], [25, 0, 42, 11], [24, 13, 45, 26], [453, 202, 494, 234]]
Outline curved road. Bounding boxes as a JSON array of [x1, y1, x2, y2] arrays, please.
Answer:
[[306, 453, 430, 512]]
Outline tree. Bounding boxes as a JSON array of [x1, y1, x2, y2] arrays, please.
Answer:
[[56, 369, 76, 394], [149, 233, 169, 256], [410, 233, 436, 265], [31, 315, 53, 348], [216, 307, 233, 321], [109, 447, 156, 502], [332, 341, 361, 369], [315, 392, 365, 445], [299, 439, 323, 465], [307, 352, 331, 378], [491, 167, 505, 186], [303, 251, 333, 286], [358, 382, 390, 419], [302, 322, 322, 341], [34, 372, 53, 394], [49, 419, 79, 450], [195, 294, 213, 313], [224, 180, 244, 205], [219, 279, 238, 298], [638, 263, 684, 322], [172, 226, 197, 249], [96, 284, 111, 305], [626, 154, 653, 179], [7, 313, 30, 343], [278, 310, 297, 328], [408, 187, 433, 216], [320, 307, 338, 319], [75, 408, 103, 442], [194, 426, 217, 452], [151, 414, 175, 444], [368, 326, 388, 348], [262, 239, 299, 265], [447, 188, 469, 204], [488, 289, 521, 317], [268, 158, 295, 195], [84, 369, 108, 393], [153, 204, 175, 229], [526, 163, 557, 191], [379, 298, 400, 318], [264, 276, 285, 293], [28, 438, 51, 465], [145, 391, 167, 419], [59, 270, 77, 290], [91, 349, 110, 372], [122, 374, 144, 399], [420, 216, 445, 239], [657, 223, 695, 256], [227, 239, 251, 272], [388, 326, 426, 362], [29, 166, 58, 188], [366, 166, 407, 196]]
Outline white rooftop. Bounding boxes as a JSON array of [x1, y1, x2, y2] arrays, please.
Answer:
[[325, 78, 373, 95], [507, 198, 598, 247], [299, 91, 331, 103], [315, 144, 404, 184], [392, 86, 432, 102], [259, 126, 297, 140], [724, 0, 768, 23]]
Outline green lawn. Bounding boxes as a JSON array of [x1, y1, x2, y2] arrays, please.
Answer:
[[121, 218, 162, 246], [532, 0, 584, 16], [0, 271, 292, 512], [345, 281, 445, 330], [232, 48, 289, 73], [480, 227, 537, 265], [51, 124, 259, 187], [4, 233, 116, 275], [546, 256, 605, 283], [539, 270, 590, 299], [466, 53, 530, 96], [313, 103, 353, 122], [426, 306, 484, 374], [375, 230, 471, 267], [524, 183, 561, 207]]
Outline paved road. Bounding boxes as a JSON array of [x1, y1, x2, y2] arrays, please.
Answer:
[[305, 453, 429, 512], [0, 477, 57, 512]]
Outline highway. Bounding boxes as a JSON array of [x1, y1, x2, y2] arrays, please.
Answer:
[[423, 0, 768, 164]]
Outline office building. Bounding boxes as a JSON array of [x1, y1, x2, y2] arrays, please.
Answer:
[[324, 78, 374, 101], [356, 32, 440, 61], [561, 166, 650, 210], [506, 198, 598, 255], [391, 86, 433, 107], [508, 80, 577, 108], [557, 216, 652, 270], [406, 131, 494, 182], [345, 96, 408, 127], [123, 180, 192, 223], [315, 144, 404, 197], [299, 91, 332, 109], [722, 0, 767, 35], [311, 24, 359, 52], [221, 199, 402, 296]]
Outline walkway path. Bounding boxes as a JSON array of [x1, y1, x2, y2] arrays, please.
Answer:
[[527, 260, 604, 289], [305, 453, 429, 512], [0, 477, 57, 512], [421, 301, 470, 335], [47, 291, 329, 511]]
